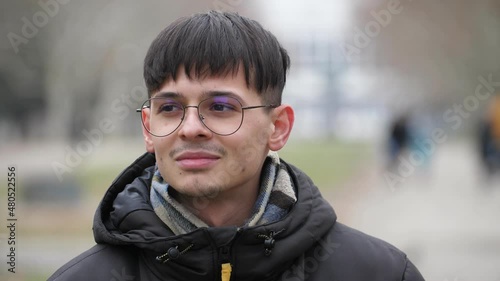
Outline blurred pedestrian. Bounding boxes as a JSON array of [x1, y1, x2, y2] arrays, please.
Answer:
[[388, 114, 411, 168], [479, 95, 500, 176]]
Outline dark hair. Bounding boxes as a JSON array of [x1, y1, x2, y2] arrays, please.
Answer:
[[143, 11, 290, 105]]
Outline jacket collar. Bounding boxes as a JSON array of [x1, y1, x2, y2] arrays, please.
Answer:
[[92, 152, 337, 280]]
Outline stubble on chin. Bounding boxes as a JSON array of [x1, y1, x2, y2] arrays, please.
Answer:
[[170, 174, 222, 198], [170, 179, 223, 214]]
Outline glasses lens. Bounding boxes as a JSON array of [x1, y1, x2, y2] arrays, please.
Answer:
[[199, 96, 243, 135], [143, 98, 184, 137], [140, 96, 245, 136]]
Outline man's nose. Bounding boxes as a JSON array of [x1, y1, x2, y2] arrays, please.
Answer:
[[177, 106, 211, 137]]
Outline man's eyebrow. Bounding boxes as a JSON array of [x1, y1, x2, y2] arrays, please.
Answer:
[[153, 91, 182, 99], [201, 90, 241, 99], [153, 90, 242, 101]]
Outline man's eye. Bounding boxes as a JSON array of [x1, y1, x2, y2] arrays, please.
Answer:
[[159, 103, 182, 113], [210, 103, 234, 112]]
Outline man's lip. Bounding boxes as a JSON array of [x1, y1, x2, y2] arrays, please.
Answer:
[[174, 151, 220, 161], [174, 151, 220, 170]]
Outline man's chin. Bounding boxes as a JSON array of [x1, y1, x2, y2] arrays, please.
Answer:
[[170, 183, 223, 199]]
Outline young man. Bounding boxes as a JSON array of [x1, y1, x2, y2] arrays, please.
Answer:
[[49, 11, 425, 281]]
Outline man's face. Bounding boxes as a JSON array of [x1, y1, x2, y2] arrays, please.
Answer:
[[142, 66, 277, 200]]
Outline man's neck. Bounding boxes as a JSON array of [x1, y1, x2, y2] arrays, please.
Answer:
[[173, 184, 259, 227]]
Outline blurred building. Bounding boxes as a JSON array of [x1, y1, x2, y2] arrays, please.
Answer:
[[1, 0, 500, 144]]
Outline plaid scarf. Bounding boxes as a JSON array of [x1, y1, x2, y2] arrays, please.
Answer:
[[150, 151, 297, 235]]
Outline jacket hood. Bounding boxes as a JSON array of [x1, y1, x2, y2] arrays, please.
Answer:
[[92, 152, 337, 280]]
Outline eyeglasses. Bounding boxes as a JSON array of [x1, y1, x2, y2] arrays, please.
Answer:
[[136, 96, 277, 137]]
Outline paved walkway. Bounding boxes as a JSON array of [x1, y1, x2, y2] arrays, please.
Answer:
[[334, 140, 500, 281]]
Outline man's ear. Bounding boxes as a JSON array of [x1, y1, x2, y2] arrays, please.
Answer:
[[268, 104, 294, 151], [141, 108, 155, 153]]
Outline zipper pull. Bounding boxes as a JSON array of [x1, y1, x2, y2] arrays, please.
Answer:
[[221, 263, 232, 281]]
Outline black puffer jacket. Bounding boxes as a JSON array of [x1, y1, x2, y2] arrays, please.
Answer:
[[48, 153, 425, 281]]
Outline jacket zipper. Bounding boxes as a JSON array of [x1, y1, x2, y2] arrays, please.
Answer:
[[219, 246, 232, 281], [218, 228, 243, 281]]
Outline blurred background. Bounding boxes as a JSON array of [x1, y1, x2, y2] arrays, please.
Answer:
[[1, 0, 500, 280]]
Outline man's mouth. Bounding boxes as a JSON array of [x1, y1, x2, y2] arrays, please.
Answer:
[[174, 151, 220, 170]]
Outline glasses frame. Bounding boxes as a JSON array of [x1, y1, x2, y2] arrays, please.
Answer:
[[136, 97, 277, 137]]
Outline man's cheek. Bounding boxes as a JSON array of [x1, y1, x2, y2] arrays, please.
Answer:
[[239, 143, 258, 164], [226, 159, 244, 176]]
